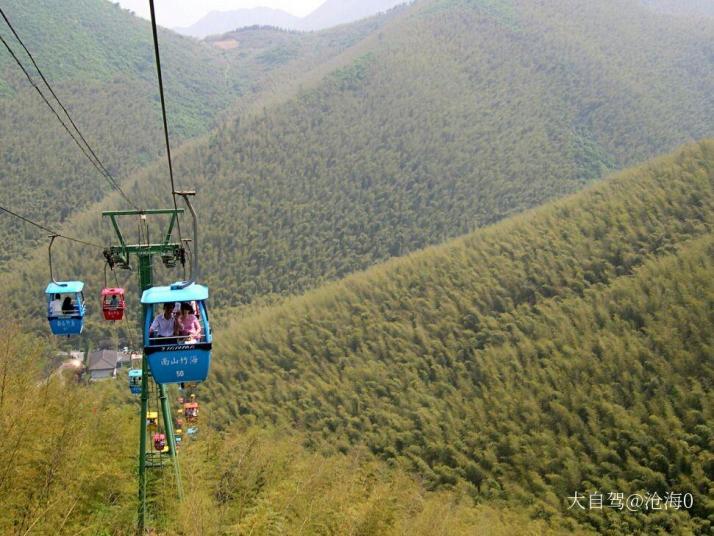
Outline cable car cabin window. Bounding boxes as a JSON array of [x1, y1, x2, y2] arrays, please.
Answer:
[[104, 296, 121, 309], [146, 301, 208, 346], [48, 292, 84, 317]]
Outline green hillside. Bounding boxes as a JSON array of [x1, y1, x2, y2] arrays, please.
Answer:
[[0, 0, 237, 261], [3, 142, 710, 534], [141, 0, 714, 307], [202, 141, 714, 534], [204, 9, 404, 73], [2, 2, 712, 534], [2, 0, 713, 312], [0, 0, 390, 263], [0, 327, 570, 534]]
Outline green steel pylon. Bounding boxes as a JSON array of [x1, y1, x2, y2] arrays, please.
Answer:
[[103, 209, 185, 533]]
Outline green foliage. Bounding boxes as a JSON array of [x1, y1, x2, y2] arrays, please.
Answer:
[[0, 0, 233, 261], [0, 325, 136, 533], [0, 0, 389, 263], [2, 2, 712, 533], [466, 0, 520, 29], [330, 52, 375, 89], [2, 0, 713, 316], [256, 44, 300, 66], [176, 428, 573, 534], [200, 142, 714, 534], [0, 330, 568, 533], [131, 0, 714, 308]]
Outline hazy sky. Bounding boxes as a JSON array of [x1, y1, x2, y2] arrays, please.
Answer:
[[114, 1, 325, 28]]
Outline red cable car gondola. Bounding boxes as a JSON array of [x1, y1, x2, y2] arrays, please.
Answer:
[[153, 433, 167, 452], [101, 287, 125, 321]]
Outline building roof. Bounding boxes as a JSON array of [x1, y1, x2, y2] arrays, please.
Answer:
[[87, 350, 120, 371]]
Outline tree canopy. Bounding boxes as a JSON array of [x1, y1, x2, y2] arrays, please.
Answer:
[[202, 141, 714, 534]]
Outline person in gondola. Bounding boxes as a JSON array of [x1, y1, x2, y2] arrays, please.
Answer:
[[49, 294, 62, 316], [108, 294, 119, 309], [177, 302, 201, 343], [149, 302, 178, 344], [61, 296, 74, 315]]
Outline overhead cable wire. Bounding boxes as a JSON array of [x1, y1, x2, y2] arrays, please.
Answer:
[[148, 0, 182, 242], [0, 204, 103, 249], [0, 15, 139, 210], [0, 32, 137, 210], [0, 7, 123, 189]]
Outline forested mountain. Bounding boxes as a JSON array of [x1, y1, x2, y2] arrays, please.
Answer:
[[0, 0, 242, 260], [3, 1, 712, 533], [203, 141, 714, 534], [174, 8, 300, 38], [203, 10, 401, 75], [1, 0, 713, 337], [0, 327, 567, 534], [0, 0, 389, 263], [157, 0, 714, 307], [3, 143, 710, 533], [299, 0, 410, 31], [174, 0, 409, 38]]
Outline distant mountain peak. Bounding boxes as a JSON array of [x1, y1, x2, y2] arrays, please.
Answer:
[[299, 0, 410, 31], [173, 0, 410, 39], [174, 7, 300, 38]]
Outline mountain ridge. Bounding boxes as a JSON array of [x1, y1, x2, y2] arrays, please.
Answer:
[[0, 0, 245, 261], [178, 0, 714, 307], [1, 0, 713, 340], [174, 0, 410, 38], [0, 2, 711, 533], [299, 0, 410, 31], [174, 7, 301, 38], [204, 140, 714, 534], [0, 0, 396, 263]]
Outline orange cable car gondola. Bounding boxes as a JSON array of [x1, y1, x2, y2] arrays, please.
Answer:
[[101, 287, 125, 321], [183, 402, 199, 423]]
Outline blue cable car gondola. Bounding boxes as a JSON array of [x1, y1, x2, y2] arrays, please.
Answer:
[[46, 281, 86, 336], [128, 368, 142, 394], [141, 282, 212, 385], [45, 235, 86, 336]]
